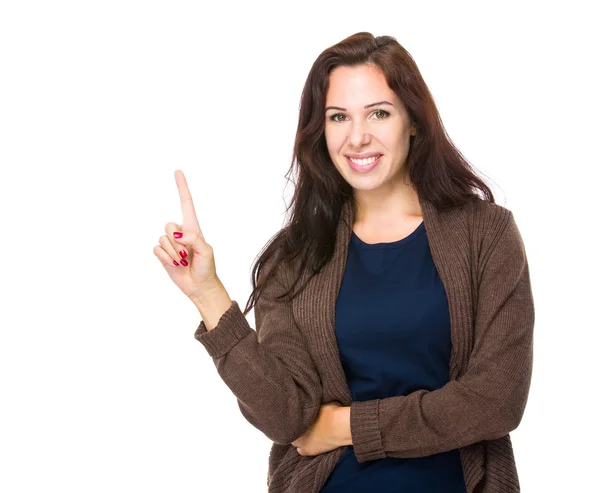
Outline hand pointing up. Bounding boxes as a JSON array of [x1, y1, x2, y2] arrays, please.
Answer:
[[153, 169, 219, 302]]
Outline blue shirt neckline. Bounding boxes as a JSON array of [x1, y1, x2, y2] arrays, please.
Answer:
[[351, 220, 425, 249]]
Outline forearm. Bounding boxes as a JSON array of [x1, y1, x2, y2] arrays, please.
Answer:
[[190, 278, 233, 331], [334, 406, 353, 446], [192, 279, 324, 445]]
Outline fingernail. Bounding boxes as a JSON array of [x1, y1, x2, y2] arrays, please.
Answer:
[[179, 250, 187, 259], [173, 232, 183, 238], [180, 258, 188, 266], [173, 260, 179, 266]]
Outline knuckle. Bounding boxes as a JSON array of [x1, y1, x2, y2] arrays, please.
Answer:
[[164, 222, 180, 234], [159, 235, 175, 252]]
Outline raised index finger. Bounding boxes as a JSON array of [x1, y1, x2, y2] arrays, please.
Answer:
[[174, 169, 200, 230]]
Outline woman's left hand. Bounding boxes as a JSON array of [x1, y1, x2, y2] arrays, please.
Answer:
[[291, 402, 345, 457]]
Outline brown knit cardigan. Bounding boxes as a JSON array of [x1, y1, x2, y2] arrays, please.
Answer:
[[194, 194, 535, 493]]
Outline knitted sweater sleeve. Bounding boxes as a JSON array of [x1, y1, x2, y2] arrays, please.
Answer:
[[349, 210, 535, 462], [193, 255, 323, 445]]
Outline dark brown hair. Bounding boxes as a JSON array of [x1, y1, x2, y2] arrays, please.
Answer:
[[241, 32, 496, 316]]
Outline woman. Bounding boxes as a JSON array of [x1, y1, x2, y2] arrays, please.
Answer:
[[153, 32, 534, 493]]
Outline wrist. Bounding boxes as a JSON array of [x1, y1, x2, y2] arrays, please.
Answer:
[[190, 276, 224, 306], [190, 279, 233, 331], [334, 406, 352, 446]]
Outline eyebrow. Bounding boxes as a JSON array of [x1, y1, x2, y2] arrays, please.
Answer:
[[325, 100, 394, 112]]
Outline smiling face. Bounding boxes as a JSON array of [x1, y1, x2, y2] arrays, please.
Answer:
[[324, 64, 417, 197]]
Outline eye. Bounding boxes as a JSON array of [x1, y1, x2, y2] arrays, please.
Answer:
[[328, 109, 391, 122], [373, 109, 390, 119], [330, 113, 346, 122]]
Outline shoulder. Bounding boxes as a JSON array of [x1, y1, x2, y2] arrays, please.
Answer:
[[256, 227, 301, 300], [466, 197, 513, 225], [465, 198, 528, 273], [461, 197, 515, 241]]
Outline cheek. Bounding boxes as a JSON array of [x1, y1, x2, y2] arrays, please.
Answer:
[[378, 126, 405, 146], [325, 128, 344, 153]]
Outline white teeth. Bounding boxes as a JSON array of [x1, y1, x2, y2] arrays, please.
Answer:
[[349, 155, 380, 165]]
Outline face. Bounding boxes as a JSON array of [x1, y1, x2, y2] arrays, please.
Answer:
[[324, 64, 417, 196]]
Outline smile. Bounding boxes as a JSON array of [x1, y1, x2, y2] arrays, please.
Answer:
[[346, 154, 382, 173]]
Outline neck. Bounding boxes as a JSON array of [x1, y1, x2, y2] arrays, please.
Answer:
[[352, 180, 422, 226]]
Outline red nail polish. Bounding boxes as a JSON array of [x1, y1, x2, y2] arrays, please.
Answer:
[[173, 260, 179, 266], [173, 232, 182, 238], [179, 250, 187, 259], [180, 258, 188, 266]]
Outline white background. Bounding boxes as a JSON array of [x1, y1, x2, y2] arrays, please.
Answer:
[[1, 1, 598, 491]]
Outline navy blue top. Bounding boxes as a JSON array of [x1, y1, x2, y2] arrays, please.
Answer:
[[319, 220, 467, 493]]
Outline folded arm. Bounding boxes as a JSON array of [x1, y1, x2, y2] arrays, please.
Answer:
[[349, 211, 535, 462]]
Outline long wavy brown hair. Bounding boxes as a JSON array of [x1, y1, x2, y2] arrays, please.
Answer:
[[241, 32, 496, 316]]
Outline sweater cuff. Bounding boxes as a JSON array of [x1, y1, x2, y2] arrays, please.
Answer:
[[350, 399, 386, 463], [193, 300, 252, 358]]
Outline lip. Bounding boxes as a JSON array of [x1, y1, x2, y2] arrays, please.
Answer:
[[346, 154, 382, 173], [345, 152, 383, 159]]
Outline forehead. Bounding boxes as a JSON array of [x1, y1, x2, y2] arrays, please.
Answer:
[[325, 64, 398, 105]]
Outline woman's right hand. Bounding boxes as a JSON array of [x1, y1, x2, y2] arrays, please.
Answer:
[[153, 169, 220, 301]]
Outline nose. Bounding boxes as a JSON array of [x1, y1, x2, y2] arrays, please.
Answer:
[[348, 120, 372, 149]]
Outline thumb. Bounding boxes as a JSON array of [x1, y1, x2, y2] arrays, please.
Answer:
[[174, 229, 206, 255]]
